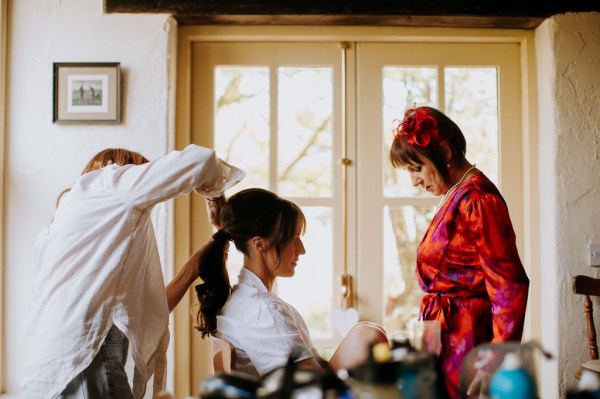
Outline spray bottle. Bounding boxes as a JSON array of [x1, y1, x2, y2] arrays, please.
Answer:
[[489, 352, 537, 399]]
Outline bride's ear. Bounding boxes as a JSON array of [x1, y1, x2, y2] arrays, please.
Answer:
[[250, 236, 267, 252]]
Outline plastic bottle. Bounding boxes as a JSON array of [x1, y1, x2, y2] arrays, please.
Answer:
[[349, 343, 401, 399], [489, 352, 537, 399], [577, 370, 600, 398]]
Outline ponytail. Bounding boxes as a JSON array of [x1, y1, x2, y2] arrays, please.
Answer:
[[195, 229, 231, 337]]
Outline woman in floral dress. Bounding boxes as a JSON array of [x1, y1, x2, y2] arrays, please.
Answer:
[[389, 106, 529, 398]]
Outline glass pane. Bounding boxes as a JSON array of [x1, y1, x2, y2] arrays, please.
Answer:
[[278, 68, 333, 197], [445, 67, 499, 185], [214, 67, 270, 194], [382, 67, 438, 197], [383, 205, 435, 335], [225, 244, 244, 289], [277, 206, 333, 339]]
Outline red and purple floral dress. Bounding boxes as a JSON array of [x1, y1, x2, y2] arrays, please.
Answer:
[[417, 172, 529, 398]]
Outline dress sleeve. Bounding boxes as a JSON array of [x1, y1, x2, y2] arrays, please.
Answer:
[[102, 144, 245, 209], [462, 191, 529, 342]]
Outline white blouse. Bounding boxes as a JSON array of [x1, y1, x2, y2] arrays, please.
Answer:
[[216, 267, 318, 376], [21, 144, 244, 399]]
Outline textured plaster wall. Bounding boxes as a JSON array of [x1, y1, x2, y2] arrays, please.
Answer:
[[536, 17, 560, 399], [5, 0, 173, 395], [537, 12, 600, 398]]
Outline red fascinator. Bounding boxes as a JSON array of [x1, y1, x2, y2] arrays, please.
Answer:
[[393, 107, 440, 148]]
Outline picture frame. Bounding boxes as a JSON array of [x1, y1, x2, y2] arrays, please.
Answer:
[[53, 62, 121, 124]]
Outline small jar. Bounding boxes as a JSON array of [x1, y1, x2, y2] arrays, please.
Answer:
[[349, 359, 401, 399]]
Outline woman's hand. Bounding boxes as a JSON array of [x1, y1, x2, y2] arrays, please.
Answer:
[[467, 368, 492, 398], [205, 195, 226, 228]]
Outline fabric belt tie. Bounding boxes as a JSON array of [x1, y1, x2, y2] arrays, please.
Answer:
[[421, 292, 453, 331], [420, 291, 487, 332]]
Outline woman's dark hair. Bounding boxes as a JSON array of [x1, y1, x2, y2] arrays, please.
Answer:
[[195, 188, 306, 338], [389, 106, 466, 184]]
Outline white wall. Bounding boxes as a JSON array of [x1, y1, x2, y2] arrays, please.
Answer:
[[5, 0, 173, 395], [536, 17, 560, 399], [536, 12, 600, 398]]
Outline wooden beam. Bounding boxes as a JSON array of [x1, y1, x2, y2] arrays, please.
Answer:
[[105, 0, 600, 28], [172, 14, 545, 29]]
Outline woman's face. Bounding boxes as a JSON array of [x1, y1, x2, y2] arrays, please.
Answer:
[[266, 217, 306, 278], [405, 155, 450, 196]]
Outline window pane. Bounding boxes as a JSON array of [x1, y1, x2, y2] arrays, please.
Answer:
[[214, 66, 334, 341], [445, 67, 499, 185], [382, 67, 438, 197], [278, 68, 333, 197], [277, 206, 333, 339], [383, 205, 435, 335], [214, 67, 270, 193], [225, 245, 244, 289]]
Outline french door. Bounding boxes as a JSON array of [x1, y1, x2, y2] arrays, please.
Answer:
[[184, 35, 523, 385]]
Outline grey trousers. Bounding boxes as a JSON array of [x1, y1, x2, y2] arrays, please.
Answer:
[[60, 325, 133, 399]]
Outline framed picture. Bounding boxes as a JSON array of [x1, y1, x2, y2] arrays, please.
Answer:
[[53, 62, 121, 124]]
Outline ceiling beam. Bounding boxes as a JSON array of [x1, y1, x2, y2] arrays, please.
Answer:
[[104, 0, 600, 28]]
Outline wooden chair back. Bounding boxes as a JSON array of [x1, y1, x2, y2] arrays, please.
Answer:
[[211, 336, 236, 373], [573, 275, 600, 376]]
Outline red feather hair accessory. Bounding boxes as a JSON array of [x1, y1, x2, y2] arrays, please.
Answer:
[[393, 107, 440, 148]]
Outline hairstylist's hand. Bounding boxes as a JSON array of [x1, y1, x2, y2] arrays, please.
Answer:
[[205, 195, 226, 229]]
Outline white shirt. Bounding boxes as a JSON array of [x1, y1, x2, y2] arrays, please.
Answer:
[[21, 144, 245, 399], [216, 267, 318, 376]]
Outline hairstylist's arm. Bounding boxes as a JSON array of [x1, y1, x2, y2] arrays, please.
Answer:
[[110, 145, 244, 208], [167, 191, 227, 311], [165, 240, 209, 312]]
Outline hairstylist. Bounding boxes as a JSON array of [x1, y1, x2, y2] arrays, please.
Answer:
[[21, 144, 244, 399]]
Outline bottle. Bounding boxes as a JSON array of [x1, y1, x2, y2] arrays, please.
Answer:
[[349, 343, 401, 399], [579, 370, 600, 390], [398, 350, 440, 399], [574, 370, 600, 398], [489, 352, 537, 399]]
